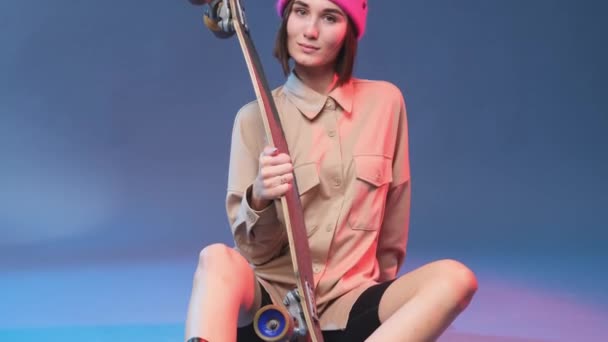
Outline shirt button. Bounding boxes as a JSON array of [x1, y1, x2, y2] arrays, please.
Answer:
[[326, 224, 333, 232], [333, 177, 341, 187], [313, 265, 322, 274], [328, 129, 336, 137]]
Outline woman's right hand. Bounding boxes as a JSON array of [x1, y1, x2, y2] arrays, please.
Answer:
[[251, 146, 294, 210]]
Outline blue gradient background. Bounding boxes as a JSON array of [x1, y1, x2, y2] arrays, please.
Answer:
[[1, 1, 607, 341]]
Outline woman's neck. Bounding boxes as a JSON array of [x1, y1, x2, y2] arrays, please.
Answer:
[[293, 64, 338, 95]]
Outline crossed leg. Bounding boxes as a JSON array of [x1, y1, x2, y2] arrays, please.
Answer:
[[185, 245, 477, 342], [368, 259, 478, 341]]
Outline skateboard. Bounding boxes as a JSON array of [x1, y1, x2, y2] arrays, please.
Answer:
[[188, 1, 324, 341]]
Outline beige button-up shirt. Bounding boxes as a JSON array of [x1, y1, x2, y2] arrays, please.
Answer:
[[226, 72, 411, 330]]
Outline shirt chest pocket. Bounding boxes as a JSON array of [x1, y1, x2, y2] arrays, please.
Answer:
[[347, 155, 393, 231]]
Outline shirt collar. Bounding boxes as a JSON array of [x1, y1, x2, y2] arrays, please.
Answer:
[[283, 72, 354, 120]]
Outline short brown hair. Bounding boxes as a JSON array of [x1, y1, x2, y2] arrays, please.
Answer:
[[273, 0, 358, 87]]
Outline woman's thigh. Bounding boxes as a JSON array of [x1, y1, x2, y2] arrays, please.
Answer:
[[377, 259, 477, 323]]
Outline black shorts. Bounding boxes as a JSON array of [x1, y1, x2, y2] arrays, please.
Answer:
[[237, 280, 395, 342]]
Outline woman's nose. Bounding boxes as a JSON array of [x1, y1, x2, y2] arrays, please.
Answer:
[[303, 20, 319, 39]]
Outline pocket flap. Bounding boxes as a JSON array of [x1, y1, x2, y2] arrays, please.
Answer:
[[353, 155, 393, 187], [293, 162, 320, 195]]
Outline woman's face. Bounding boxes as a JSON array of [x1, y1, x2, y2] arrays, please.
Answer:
[[286, 0, 348, 70]]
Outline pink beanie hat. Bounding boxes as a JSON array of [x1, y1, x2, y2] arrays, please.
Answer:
[[276, 0, 368, 39]]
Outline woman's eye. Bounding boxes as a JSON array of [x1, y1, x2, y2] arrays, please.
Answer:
[[293, 8, 307, 16], [324, 15, 337, 23]]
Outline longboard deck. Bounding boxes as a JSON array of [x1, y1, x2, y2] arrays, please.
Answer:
[[227, 0, 324, 341]]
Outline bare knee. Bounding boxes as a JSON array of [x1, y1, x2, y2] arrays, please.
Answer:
[[195, 243, 251, 284], [188, 244, 260, 329], [434, 259, 478, 311]]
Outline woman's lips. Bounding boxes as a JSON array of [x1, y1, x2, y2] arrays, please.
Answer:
[[298, 43, 320, 53]]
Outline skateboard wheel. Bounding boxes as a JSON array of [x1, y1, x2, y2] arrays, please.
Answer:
[[201, 0, 235, 39], [253, 304, 293, 341], [203, 13, 235, 38], [203, 13, 222, 32]]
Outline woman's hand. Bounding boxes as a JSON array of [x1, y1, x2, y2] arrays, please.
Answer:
[[250, 146, 294, 210]]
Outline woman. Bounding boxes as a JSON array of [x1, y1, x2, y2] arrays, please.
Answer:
[[185, 0, 478, 341]]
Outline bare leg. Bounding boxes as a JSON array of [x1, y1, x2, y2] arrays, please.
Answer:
[[367, 259, 478, 342], [185, 243, 262, 342]]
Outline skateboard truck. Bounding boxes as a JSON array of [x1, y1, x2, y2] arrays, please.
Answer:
[[283, 288, 307, 338], [253, 281, 322, 341], [199, 0, 249, 38]]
